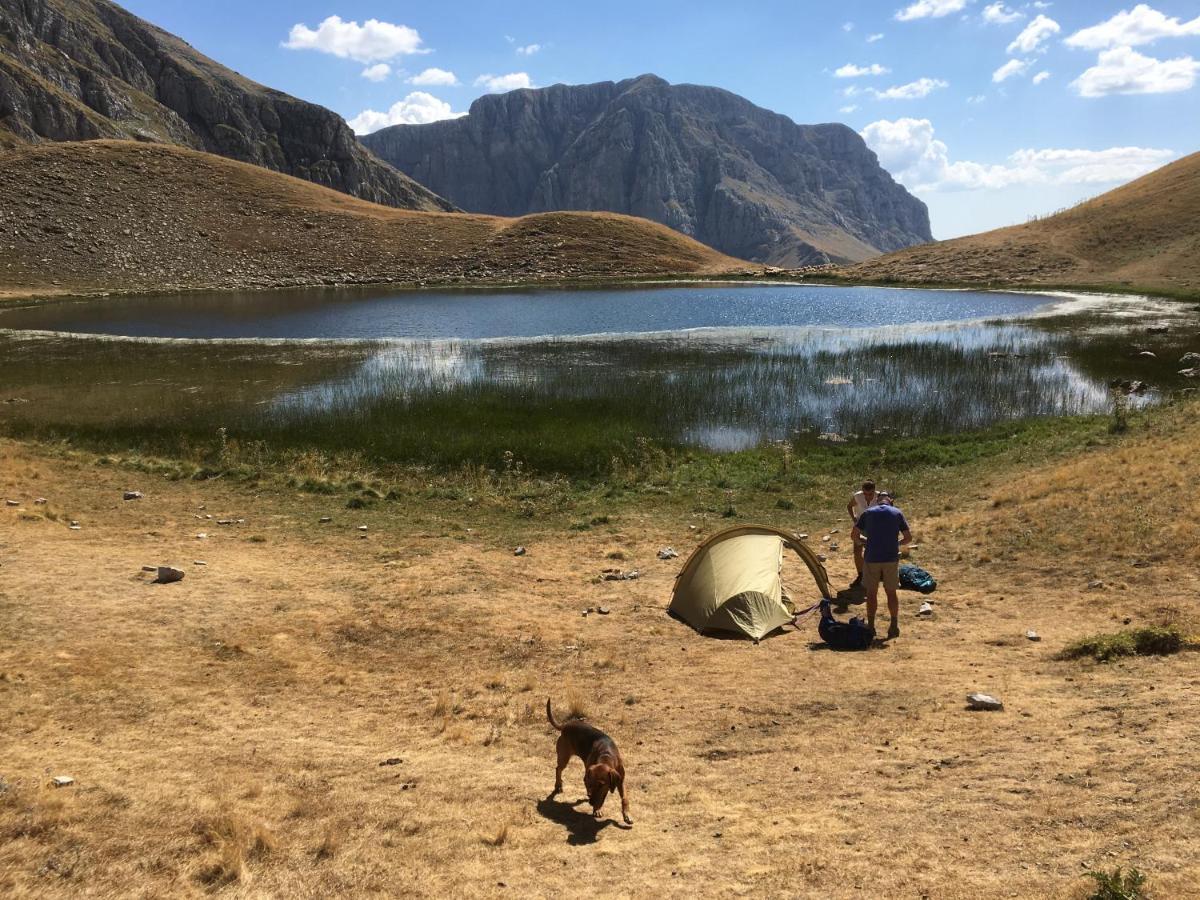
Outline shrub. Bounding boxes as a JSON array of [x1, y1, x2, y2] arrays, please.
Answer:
[[1061, 626, 1187, 662], [1086, 866, 1147, 900]]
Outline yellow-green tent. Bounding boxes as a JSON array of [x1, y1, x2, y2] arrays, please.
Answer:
[[669, 525, 832, 641]]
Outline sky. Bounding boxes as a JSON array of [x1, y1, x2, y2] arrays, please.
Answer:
[[121, 1, 1200, 239]]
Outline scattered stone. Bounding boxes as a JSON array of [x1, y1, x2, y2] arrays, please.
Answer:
[[69, 521, 81, 530], [123, 490, 143, 501], [602, 568, 639, 581], [379, 757, 403, 767], [4, 499, 18, 507], [1087, 579, 1105, 590], [829, 543, 839, 551], [966, 692, 1004, 711], [1136, 351, 1157, 359], [1181, 352, 1200, 366], [155, 566, 185, 584], [829, 528, 840, 534], [821, 535, 831, 542], [688, 524, 697, 531], [1146, 324, 1169, 334], [598, 606, 611, 615], [657, 547, 679, 560], [817, 554, 828, 563], [141, 565, 157, 573], [917, 602, 933, 617], [318, 516, 333, 524], [513, 546, 526, 556], [1180, 368, 1199, 378], [196, 533, 208, 540], [357, 525, 368, 532], [217, 519, 234, 526], [51, 776, 75, 788], [1026, 630, 1041, 642], [1131, 559, 1151, 569], [34, 498, 47, 505], [797, 533, 809, 540], [194, 560, 207, 566]]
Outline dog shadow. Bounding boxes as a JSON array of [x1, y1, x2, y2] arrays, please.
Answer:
[[536, 794, 631, 845]]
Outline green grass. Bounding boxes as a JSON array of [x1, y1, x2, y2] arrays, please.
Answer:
[[1060, 627, 1190, 663], [1086, 867, 1148, 900]]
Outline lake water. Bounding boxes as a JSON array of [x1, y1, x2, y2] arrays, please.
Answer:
[[0, 283, 1054, 339], [2, 284, 1197, 470]]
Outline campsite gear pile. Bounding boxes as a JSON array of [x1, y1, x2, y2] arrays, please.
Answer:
[[668, 525, 831, 641], [817, 599, 875, 650]]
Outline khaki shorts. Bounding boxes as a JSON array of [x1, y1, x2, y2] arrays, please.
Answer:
[[863, 561, 899, 593]]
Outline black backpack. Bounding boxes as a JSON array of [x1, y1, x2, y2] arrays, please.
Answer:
[[817, 599, 875, 651]]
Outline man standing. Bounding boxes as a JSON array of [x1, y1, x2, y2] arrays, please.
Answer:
[[846, 480, 883, 588], [851, 499, 913, 640]]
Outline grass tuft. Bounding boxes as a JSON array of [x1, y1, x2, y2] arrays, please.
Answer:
[[1060, 627, 1190, 662], [1086, 866, 1147, 900]]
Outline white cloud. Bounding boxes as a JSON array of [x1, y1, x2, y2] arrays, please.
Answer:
[[867, 33, 885, 42], [982, 2, 1022, 25], [835, 63, 891, 77], [409, 67, 460, 86], [284, 16, 426, 64], [993, 58, 1029, 82], [1007, 14, 1060, 53], [861, 116, 1174, 192], [360, 63, 391, 82], [843, 22, 855, 32], [1071, 45, 1200, 96], [516, 43, 541, 56], [347, 92, 465, 134], [474, 72, 534, 93], [870, 77, 949, 99], [967, 94, 987, 103], [1065, 4, 1200, 50], [895, 0, 969, 23], [843, 85, 861, 97], [841, 104, 860, 113], [1033, 70, 1051, 84]]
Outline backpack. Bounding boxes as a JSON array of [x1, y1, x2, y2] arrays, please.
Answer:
[[817, 600, 875, 651], [899, 564, 937, 594]]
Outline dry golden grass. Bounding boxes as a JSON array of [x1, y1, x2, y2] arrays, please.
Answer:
[[846, 152, 1200, 297], [2, 420, 1200, 897]]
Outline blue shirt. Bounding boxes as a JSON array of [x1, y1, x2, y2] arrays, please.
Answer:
[[856, 505, 910, 564]]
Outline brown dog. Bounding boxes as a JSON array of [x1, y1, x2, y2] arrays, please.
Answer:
[[546, 698, 632, 825]]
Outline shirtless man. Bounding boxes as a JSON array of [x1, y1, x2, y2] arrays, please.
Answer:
[[847, 480, 883, 589]]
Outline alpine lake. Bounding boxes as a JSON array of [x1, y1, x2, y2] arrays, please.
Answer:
[[2, 282, 1198, 477]]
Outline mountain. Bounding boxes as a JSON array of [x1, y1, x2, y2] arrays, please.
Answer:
[[845, 152, 1200, 298], [0, 0, 450, 211], [0, 140, 741, 298], [361, 74, 932, 266]]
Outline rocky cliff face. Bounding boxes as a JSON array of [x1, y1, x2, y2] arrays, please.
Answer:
[[362, 75, 932, 265], [0, 0, 451, 211]]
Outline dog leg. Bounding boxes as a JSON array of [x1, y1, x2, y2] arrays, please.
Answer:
[[552, 736, 571, 796], [618, 778, 632, 825]]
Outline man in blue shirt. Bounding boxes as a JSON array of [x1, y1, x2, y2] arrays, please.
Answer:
[[851, 497, 913, 640]]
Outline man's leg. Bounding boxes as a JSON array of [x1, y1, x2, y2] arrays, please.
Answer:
[[852, 541, 864, 586], [884, 563, 901, 639], [863, 563, 881, 628]]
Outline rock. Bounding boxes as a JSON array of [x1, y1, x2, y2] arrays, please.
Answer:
[[817, 554, 828, 563], [51, 776, 75, 788], [1180, 368, 1199, 378], [513, 546, 527, 556], [358, 525, 369, 532], [966, 692, 1004, 711], [141, 565, 157, 573], [1087, 579, 1105, 590], [217, 519, 234, 526], [318, 516, 333, 524], [822, 535, 831, 542], [602, 569, 639, 581], [1136, 351, 1157, 359], [155, 566, 185, 584], [34, 498, 47, 505], [69, 522, 81, 530], [598, 606, 611, 615], [1181, 352, 1200, 366], [829, 543, 839, 551], [123, 490, 143, 501], [657, 547, 679, 560], [1131, 559, 1151, 568], [194, 560, 207, 566], [4, 499, 18, 507], [196, 533, 207, 540], [379, 757, 403, 767], [797, 533, 809, 540], [1146, 324, 1169, 334], [362, 76, 932, 267], [1026, 630, 1041, 642], [918, 602, 933, 617]]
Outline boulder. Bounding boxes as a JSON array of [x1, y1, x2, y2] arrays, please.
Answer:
[[155, 566, 185, 584], [966, 692, 1004, 711]]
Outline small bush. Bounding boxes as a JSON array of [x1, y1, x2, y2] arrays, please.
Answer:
[[1086, 866, 1147, 900], [1061, 626, 1187, 662]]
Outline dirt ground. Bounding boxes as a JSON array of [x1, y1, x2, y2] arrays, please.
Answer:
[[2, 431, 1199, 898]]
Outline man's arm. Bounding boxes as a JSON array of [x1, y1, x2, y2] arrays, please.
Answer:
[[847, 498, 857, 521], [899, 528, 913, 547]]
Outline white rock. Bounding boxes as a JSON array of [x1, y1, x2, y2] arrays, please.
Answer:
[[918, 602, 933, 617], [194, 560, 207, 566], [4, 499, 18, 507], [657, 547, 679, 560], [514, 546, 526, 556], [51, 776, 75, 788], [34, 498, 47, 505], [123, 491, 142, 501], [966, 692, 1004, 711], [1026, 630, 1041, 642], [357, 525, 368, 532]]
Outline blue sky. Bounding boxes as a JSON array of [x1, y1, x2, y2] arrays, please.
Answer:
[[123, 1, 1200, 238]]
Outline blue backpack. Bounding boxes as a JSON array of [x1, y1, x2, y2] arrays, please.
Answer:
[[817, 600, 875, 651], [899, 564, 937, 594]]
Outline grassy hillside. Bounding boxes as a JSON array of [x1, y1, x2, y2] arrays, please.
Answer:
[[844, 152, 1200, 298], [0, 141, 744, 299]]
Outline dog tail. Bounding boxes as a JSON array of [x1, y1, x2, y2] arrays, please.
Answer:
[[546, 698, 563, 731]]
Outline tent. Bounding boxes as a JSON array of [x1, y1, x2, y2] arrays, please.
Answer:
[[669, 525, 833, 641]]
